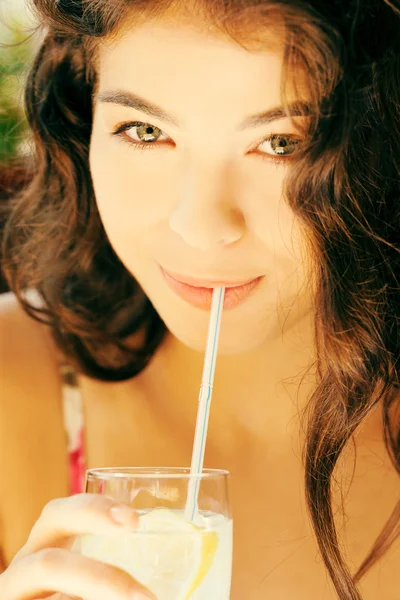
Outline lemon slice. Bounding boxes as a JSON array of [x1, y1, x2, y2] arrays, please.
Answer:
[[79, 508, 219, 600]]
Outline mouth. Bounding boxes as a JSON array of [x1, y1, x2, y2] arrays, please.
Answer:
[[160, 266, 263, 310]]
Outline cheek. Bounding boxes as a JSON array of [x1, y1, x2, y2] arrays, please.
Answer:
[[89, 134, 175, 237], [243, 165, 305, 288], [245, 165, 293, 247]]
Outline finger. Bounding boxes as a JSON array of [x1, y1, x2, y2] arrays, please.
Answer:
[[38, 594, 78, 599], [1, 548, 155, 600], [17, 495, 138, 557], [40, 593, 80, 600]]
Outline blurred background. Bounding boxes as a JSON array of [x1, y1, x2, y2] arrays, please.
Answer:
[[0, 0, 38, 292]]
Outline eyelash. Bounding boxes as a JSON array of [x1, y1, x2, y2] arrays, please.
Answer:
[[111, 120, 301, 166]]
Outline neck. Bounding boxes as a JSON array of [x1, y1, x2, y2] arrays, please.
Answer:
[[144, 305, 317, 451]]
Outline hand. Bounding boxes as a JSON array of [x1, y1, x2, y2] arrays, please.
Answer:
[[0, 494, 156, 600]]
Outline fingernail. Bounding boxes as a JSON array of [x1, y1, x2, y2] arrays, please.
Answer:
[[110, 504, 137, 525]]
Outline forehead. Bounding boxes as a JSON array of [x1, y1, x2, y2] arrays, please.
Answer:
[[99, 23, 282, 81], [95, 21, 306, 124]]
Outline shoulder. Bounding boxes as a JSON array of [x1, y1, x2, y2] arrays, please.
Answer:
[[0, 290, 65, 431], [0, 292, 69, 562], [0, 290, 62, 389], [339, 397, 400, 598]]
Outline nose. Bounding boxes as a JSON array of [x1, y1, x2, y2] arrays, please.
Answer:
[[168, 160, 246, 252]]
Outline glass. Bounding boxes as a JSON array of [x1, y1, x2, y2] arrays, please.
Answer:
[[77, 467, 232, 600]]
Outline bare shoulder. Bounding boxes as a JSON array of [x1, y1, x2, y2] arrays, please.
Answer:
[[340, 396, 400, 599], [0, 291, 62, 402], [0, 292, 68, 563]]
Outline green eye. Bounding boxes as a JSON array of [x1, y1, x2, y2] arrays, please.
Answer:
[[126, 122, 164, 143], [260, 134, 301, 157]]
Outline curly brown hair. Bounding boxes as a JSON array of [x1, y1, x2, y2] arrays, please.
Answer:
[[1, 1, 400, 598]]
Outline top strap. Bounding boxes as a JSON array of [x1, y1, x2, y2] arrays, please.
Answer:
[[60, 362, 86, 494]]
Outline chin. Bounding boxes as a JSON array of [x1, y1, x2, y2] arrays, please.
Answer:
[[185, 335, 265, 355], [128, 265, 272, 355], [157, 305, 268, 355]]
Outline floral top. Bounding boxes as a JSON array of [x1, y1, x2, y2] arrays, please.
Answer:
[[60, 363, 86, 495]]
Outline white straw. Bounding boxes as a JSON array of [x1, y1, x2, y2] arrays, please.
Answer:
[[184, 287, 225, 522]]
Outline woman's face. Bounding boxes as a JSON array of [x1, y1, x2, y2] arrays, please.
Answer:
[[89, 18, 312, 354]]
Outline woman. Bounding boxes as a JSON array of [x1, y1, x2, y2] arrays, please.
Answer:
[[0, 0, 399, 598]]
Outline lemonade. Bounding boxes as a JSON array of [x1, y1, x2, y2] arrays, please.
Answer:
[[80, 290, 231, 598], [78, 508, 233, 600]]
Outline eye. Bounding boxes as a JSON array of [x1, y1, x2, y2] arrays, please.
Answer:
[[111, 121, 302, 165], [258, 134, 301, 158], [112, 121, 170, 148]]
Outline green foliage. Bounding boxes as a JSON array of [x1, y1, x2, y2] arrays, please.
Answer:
[[0, 25, 33, 161]]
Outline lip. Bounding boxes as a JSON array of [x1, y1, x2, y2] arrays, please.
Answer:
[[161, 269, 258, 289], [160, 267, 263, 310]]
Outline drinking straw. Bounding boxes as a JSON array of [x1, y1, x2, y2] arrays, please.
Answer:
[[184, 286, 225, 522]]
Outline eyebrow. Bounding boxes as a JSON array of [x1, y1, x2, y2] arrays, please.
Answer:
[[96, 89, 310, 130]]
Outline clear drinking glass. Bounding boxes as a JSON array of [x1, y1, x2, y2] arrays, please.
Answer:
[[77, 467, 232, 600]]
